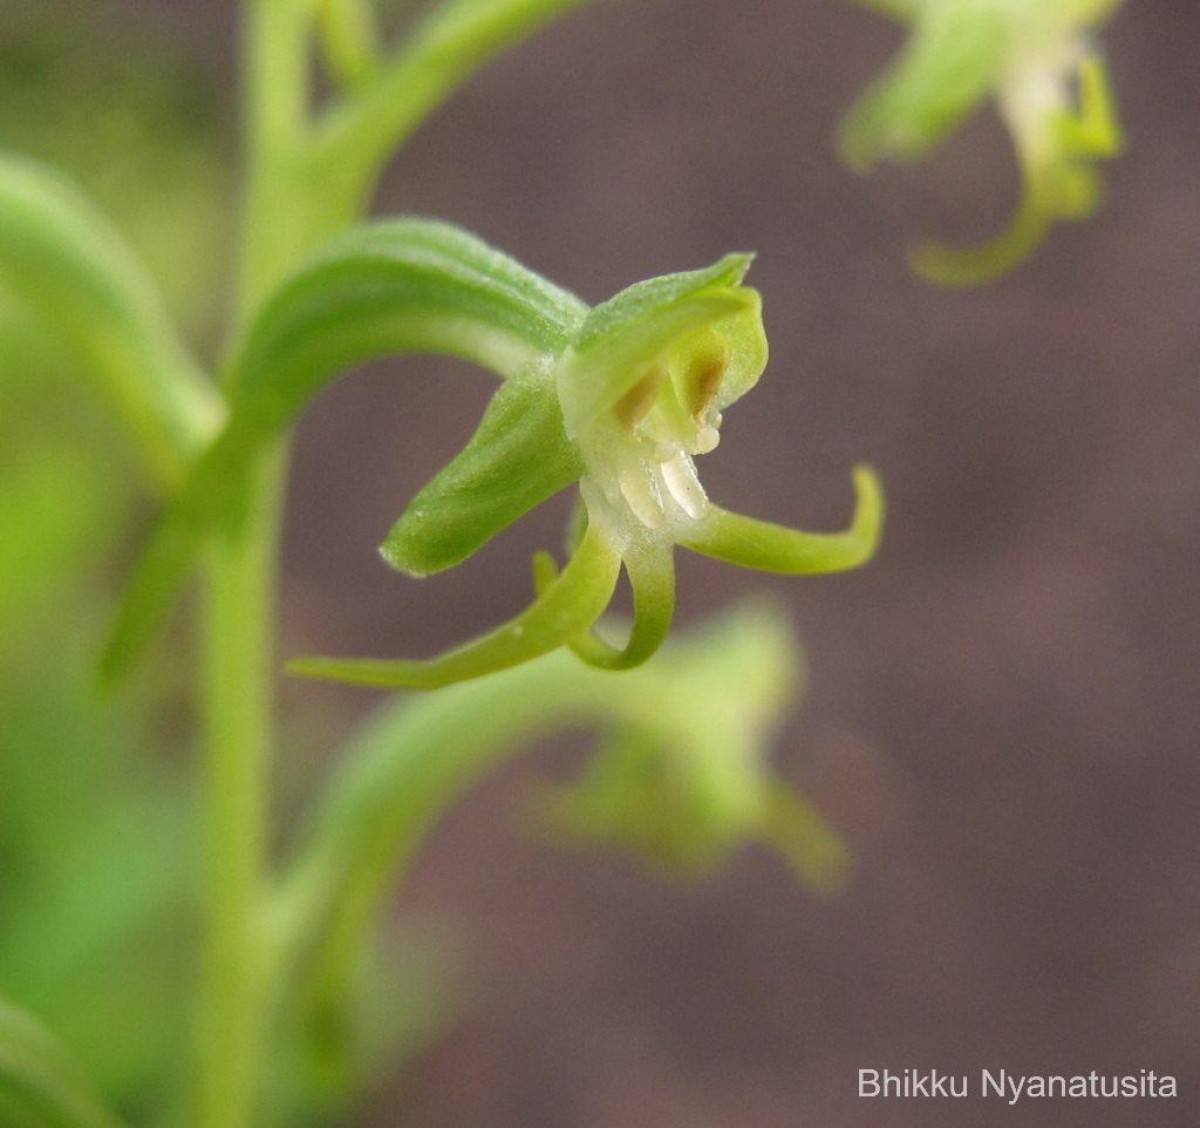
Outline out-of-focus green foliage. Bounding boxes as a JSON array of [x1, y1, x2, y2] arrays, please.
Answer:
[[0, 154, 223, 492], [0, 1, 230, 335], [0, 994, 126, 1128], [0, 2, 232, 1115], [264, 605, 843, 1119]]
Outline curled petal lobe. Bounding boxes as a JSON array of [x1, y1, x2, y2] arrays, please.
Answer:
[[680, 465, 884, 575], [537, 540, 677, 672]]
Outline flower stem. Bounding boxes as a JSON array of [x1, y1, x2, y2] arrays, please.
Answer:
[[192, 1, 314, 1124], [194, 457, 283, 1128]]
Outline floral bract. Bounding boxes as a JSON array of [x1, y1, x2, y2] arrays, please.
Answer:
[[840, 0, 1124, 285], [291, 254, 883, 689]]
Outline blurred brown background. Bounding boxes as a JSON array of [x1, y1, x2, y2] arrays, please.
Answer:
[[94, 0, 1200, 1123]]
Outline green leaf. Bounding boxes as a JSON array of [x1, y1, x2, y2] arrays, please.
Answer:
[[229, 218, 588, 418], [681, 464, 884, 573], [0, 996, 125, 1128], [287, 521, 622, 689], [0, 153, 221, 493], [382, 369, 583, 577], [838, 6, 1010, 172]]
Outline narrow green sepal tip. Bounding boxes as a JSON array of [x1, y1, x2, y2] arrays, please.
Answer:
[[681, 464, 884, 575], [285, 524, 622, 690]]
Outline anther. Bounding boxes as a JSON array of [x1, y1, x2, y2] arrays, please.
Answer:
[[614, 365, 667, 431]]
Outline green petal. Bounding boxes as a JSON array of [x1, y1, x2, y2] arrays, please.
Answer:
[[908, 164, 1054, 287], [538, 541, 677, 671], [559, 255, 757, 437], [838, 5, 1009, 172], [681, 464, 884, 574], [382, 370, 583, 577], [287, 522, 622, 689], [573, 254, 751, 351], [1053, 54, 1123, 159]]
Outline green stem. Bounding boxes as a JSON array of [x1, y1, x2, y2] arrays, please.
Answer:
[[192, 0, 616, 1119], [194, 459, 282, 1128], [236, 0, 315, 320], [193, 1, 315, 1124], [312, 0, 595, 219]]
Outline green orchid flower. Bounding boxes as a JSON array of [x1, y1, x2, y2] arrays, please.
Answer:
[[841, 0, 1124, 285], [103, 222, 881, 693], [290, 251, 883, 688], [521, 604, 851, 887]]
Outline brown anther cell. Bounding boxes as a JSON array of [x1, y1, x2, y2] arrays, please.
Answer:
[[613, 364, 667, 430], [683, 349, 728, 419]]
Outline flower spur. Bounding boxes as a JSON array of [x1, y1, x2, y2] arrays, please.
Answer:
[[840, 0, 1125, 285], [291, 252, 883, 688]]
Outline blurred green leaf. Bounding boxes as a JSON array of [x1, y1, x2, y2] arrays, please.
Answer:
[[270, 605, 845, 1105], [0, 154, 222, 492], [0, 995, 125, 1128], [0, 1, 231, 334]]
